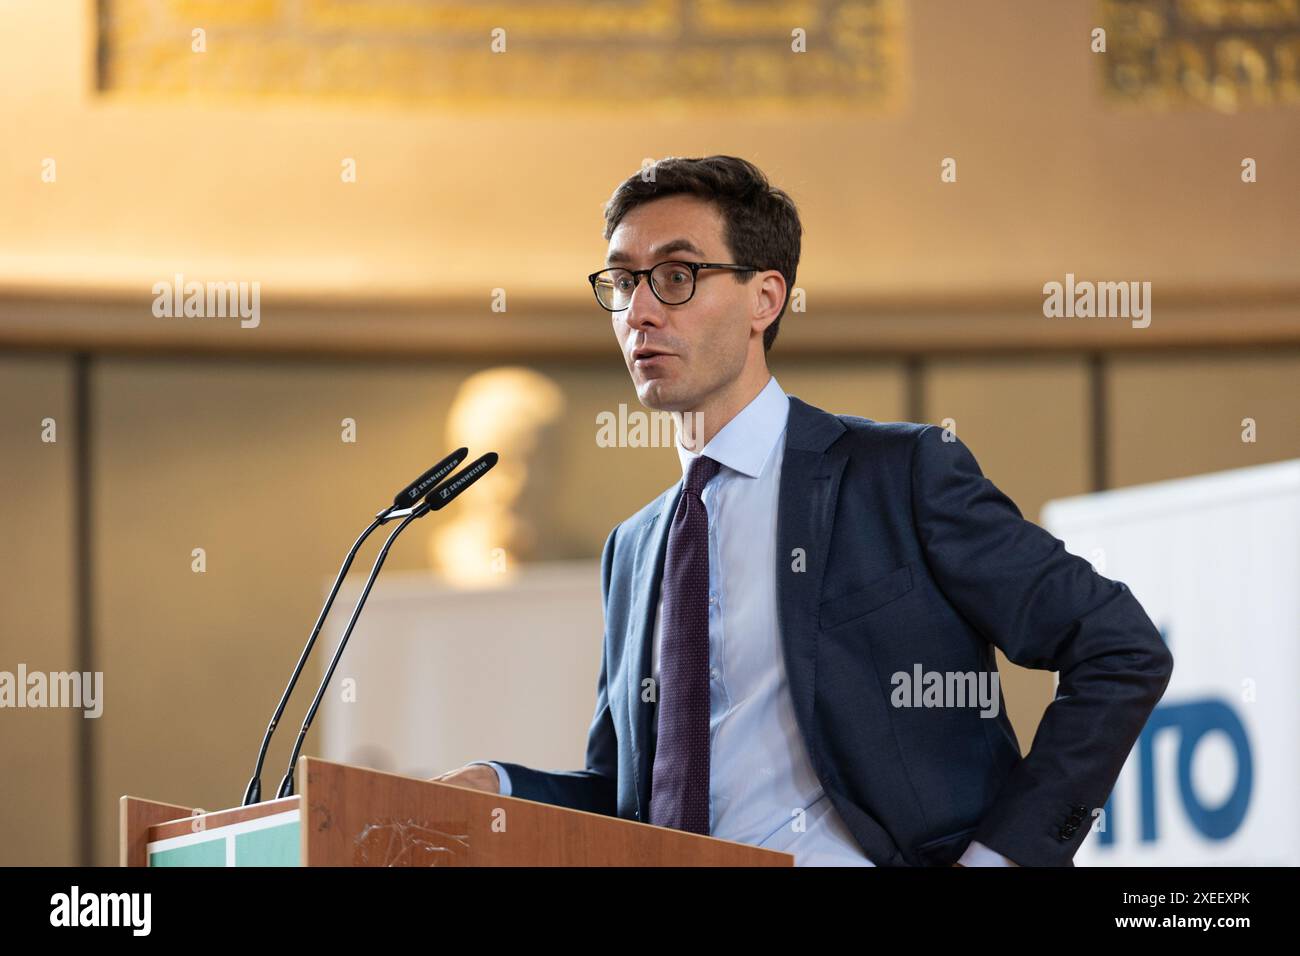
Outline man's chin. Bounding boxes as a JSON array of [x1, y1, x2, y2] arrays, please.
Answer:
[[637, 381, 692, 412]]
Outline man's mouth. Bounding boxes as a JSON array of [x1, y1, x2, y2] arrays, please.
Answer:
[[632, 347, 674, 365]]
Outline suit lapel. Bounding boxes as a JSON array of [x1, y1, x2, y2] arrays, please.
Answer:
[[626, 482, 681, 818], [776, 399, 848, 778]]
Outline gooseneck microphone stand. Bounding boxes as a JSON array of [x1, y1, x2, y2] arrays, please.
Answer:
[[240, 447, 470, 806], [274, 451, 498, 799]]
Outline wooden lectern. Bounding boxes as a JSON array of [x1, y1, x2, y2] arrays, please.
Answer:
[[120, 757, 793, 866]]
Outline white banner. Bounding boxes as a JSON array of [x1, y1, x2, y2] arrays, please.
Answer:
[[1043, 460, 1300, 866]]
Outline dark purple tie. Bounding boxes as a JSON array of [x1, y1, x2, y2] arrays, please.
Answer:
[[649, 453, 721, 835]]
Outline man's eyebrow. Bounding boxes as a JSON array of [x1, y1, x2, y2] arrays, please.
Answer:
[[606, 238, 706, 266]]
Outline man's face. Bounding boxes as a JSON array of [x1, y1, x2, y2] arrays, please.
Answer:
[[605, 195, 755, 412]]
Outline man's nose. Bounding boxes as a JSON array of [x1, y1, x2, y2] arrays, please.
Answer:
[[624, 275, 667, 331]]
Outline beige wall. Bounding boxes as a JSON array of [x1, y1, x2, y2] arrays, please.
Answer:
[[1109, 352, 1300, 488], [1, 1, 1296, 302], [0, 357, 78, 866]]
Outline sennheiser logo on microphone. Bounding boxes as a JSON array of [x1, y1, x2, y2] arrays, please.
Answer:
[[406, 459, 464, 500], [439, 460, 489, 498]]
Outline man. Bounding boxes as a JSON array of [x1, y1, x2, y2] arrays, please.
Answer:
[[435, 155, 1173, 866]]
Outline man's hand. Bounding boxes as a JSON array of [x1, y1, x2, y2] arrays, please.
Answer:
[[430, 764, 501, 793]]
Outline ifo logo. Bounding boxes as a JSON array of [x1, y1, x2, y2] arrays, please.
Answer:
[[1099, 698, 1253, 846]]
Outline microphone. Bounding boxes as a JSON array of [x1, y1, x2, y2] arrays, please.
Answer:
[[274, 452, 499, 799], [427, 450, 498, 510], [240, 448, 468, 806], [389, 452, 471, 511]]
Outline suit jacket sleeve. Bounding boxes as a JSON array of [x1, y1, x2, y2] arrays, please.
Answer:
[[910, 424, 1174, 866], [486, 525, 620, 817]]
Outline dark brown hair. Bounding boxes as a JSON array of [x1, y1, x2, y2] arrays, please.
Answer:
[[601, 156, 801, 352]]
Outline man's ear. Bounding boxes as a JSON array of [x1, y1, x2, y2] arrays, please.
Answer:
[[751, 271, 785, 336]]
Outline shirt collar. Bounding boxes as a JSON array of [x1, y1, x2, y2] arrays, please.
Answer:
[[676, 375, 790, 480]]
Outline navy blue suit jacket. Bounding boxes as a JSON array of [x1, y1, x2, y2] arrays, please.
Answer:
[[494, 395, 1174, 866]]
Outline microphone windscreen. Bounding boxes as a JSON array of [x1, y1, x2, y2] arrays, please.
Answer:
[[426, 452, 499, 510], [392, 447, 469, 507]]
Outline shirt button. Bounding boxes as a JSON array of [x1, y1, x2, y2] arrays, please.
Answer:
[[710, 667, 720, 681], [708, 594, 717, 605]]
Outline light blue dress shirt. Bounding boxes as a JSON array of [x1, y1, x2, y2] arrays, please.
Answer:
[[474, 375, 1016, 866]]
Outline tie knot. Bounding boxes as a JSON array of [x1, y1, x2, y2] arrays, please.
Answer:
[[683, 454, 721, 497]]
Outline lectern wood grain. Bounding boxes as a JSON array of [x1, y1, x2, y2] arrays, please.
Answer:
[[147, 796, 299, 841], [299, 758, 791, 866], [119, 796, 195, 867], [119, 757, 794, 866]]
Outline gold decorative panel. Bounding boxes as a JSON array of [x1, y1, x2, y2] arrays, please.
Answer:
[[96, 0, 903, 110], [1101, 0, 1300, 110]]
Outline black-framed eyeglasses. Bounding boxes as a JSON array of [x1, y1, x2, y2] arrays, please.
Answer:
[[587, 260, 758, 312]]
